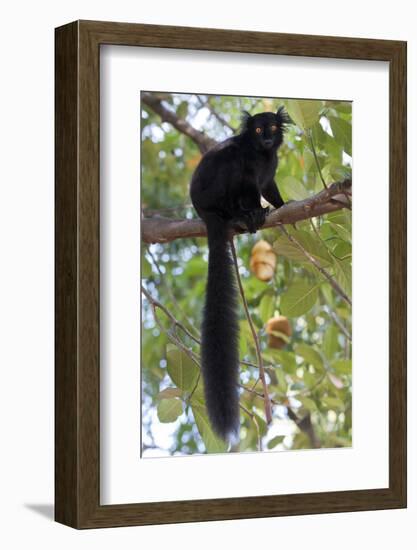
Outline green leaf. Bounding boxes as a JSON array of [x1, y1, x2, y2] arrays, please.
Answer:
[[294, 343, 324, 371], [279, 176, 310, 202], [274, 230, 332, 268], [157, 398, 183, 423], [328, 116, 352, 156], [321, 396, 345, 410], [280, 281, 319, 317], [286, 100, 322, 130], [157, 387, 183, 399], [177, 101, 189, 119], [292, 230, 333, 266], [327, 210, 351, 228], [332, 241, 351, 260], [263, 350, 297, 373], [183, 256, 207, 277], [330, 222, 352, 244], [325, 100, 352, 114], [332, 359, 352, 375], [189, 385, 206, 408], [192, 404, 228, 453], [259, 293, 275, 323], [166, 345, 200, 393], [274, 366, 287, 392], [267, 435, 285, 449], [332, 255, 352, 297], [141, 254, 152, 278], [274, 236, 308, 263], [298, 396, 318, 412], [239, 320, 254, 356], [323, 325, 339, 359]]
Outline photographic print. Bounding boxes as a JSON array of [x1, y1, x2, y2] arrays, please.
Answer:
[[55, 20, 406, 527], [141, 92, 352, 457]]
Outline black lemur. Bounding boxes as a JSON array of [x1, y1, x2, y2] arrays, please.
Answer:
[[190, 107, 290, 442]]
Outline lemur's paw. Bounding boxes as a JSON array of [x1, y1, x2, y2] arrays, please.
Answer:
[[252, 206, 268, 230]]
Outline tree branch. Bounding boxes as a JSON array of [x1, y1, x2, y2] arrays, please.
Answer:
[[142, 92, 217, 154], [279, 225, 352, 306], [142, 178, 352, 244], [196, 95, 237, 132], [230, 239, 273, 425]]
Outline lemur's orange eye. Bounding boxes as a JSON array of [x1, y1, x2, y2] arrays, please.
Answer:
[[271, 125, 277, 132], [255, 127, 262, 134]]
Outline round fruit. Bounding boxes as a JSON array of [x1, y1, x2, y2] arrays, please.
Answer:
[[250, 239, 276, 282], [265, 315, 292, 349]]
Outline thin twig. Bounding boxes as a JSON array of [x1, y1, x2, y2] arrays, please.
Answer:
[[229, 239, 273, 425], [145, 246, 200, 338], [279, 225, 352, 306], [240, 384, 320, 447], [323, 304, 352, 342], [188, 372, 201, 402], [196, 95, 236, 132], [240, 404, 262, 451], [308, 129, 327, 189], [286, 407, 321, 448], [142, 92, 216, 153], [141, 285, 200, 359]]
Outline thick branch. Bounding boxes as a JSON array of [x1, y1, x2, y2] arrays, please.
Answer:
[[142, 92, 216, 154], [142, 178, 352, 244]]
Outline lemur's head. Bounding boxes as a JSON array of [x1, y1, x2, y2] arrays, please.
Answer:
[[241, 106, 290, 151]]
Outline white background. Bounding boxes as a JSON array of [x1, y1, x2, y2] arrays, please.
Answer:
[[101, 47, 389, 504], [0, 1, 414, 548]]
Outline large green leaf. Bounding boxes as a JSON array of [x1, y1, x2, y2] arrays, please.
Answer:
[[332, 255, 352, 297], [192, 404, 228, 453], [141, 253, 152, 279], [332, 359, 352, 375], [263, 349, 297, 373], [157, 387, 183, 399], [274, 236, 308, 263], [267, 435, 285, 449], [280, 281, 319, 317], [321, 396, 345, 410], [329, 116, 352, 156], [323, 324, 339, 359], [294, 343, 324, 371], [274, 230, 332, 267], [166, 345, 200, 393], [332, 241, 351, 260], [279, 176, 309, 201], [259, 293, 276, 323], [298, 396, 318, 412], [285, 100, 322, 130], [293, 230, 333, 266], [157, 398, 183, 423]]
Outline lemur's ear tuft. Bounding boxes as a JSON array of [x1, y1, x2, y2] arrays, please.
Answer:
[[276, 106, 292, 131], [240, 110, 252, 132]]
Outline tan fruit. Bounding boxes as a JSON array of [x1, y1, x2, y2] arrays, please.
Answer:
[[250, 239, 277, 282], [265, 316, 292, 349]]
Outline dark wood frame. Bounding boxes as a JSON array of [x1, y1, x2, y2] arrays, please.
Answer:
[[55, 20, 407, 529]]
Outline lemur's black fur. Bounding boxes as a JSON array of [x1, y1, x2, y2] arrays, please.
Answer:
[[190, 107, 290, 441]]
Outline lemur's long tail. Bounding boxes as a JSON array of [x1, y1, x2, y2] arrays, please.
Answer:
[[200, 214, 240, 442]]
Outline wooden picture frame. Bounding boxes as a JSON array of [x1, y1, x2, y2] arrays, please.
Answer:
[[55, 20, 407, 528]]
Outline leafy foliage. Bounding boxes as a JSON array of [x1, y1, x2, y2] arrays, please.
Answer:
[[141, 93, 352, 456]]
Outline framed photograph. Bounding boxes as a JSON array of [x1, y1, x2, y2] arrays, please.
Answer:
[[55, 20, 406, 528]]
